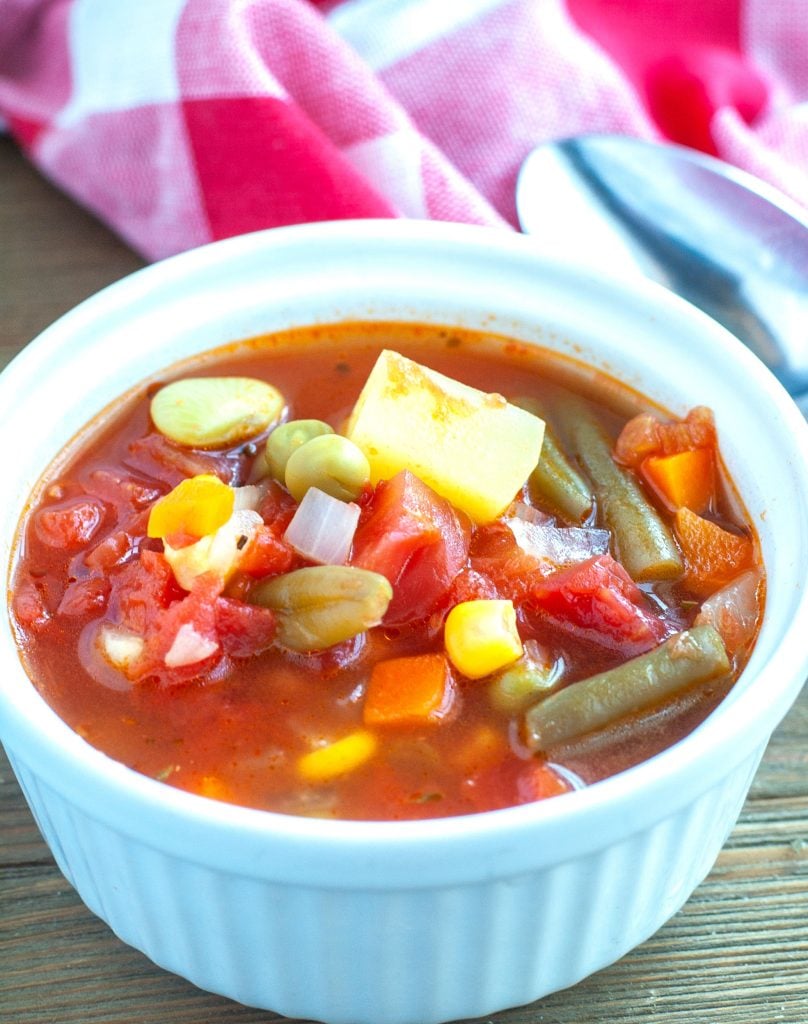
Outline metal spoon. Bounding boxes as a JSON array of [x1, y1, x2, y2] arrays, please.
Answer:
[[516, 135, 808, 415]]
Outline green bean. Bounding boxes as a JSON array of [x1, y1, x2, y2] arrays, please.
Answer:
[[251, 565, 392, 651], [525, 624, 729, 752], [488, 640, 564, 714], [556, 399, 682, 580], [285, 433, 370, 503], [264, 420, 334, 482], [512, 396, 593, 523], [531, 431, 595, 523]]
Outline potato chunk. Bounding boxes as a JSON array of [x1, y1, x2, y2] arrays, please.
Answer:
[[345, 350, 545, 523]]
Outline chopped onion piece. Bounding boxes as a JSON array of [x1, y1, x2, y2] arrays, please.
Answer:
[[165, 623, 220, 668], [695, 570, 761, 656], [512, 501, 554, 526], [98, 625, 145, 673], [164, 509, 263, 590], [284, 487, 360, 565], [233, 481, 268, 512], [507, 517, 610, 566]]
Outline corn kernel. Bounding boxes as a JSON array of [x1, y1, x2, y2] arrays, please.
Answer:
[[297, 730, 378, 783], [444, 599, 523, 680], [147, 474, 235, 539]]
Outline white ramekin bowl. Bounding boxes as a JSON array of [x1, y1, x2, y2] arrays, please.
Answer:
[[2, 221, 807, 1024]]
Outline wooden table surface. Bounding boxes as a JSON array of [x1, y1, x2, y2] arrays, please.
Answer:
[[2, 135, 807, 1024]]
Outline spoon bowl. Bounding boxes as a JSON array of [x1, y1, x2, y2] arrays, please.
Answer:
[[516, 134, 808, 412]]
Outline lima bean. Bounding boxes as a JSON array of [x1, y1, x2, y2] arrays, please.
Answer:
[[151, 377, 285, 449], [265, 420, 334, 482], [251, 565, 392, 651], [285, 433, 370, 503]]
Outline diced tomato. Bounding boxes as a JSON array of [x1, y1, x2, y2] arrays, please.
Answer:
[[426, 567, 499, 635], [444, 567, 500, 607], [458, 754, 571, 813], [110, 549, 185, 634], [353, 480, 375, 509], [615, 406, 716, 468], [106, 568, 275, 685], [57, 577, 111, 617], [84, 529, 140, 572], [351, 470, 471, 625], [387, 525, 470, 626], [353, 471, 440, 574], [468, 522, 544, 601], [34, 497, 106, 551], [137, 577, 222, 684], [239, 524, 296, 578], [222, 575, 253, 602], [126, 433, 242, 487], [83, 467, 166, 511], [12, 578, 52, 630], [258, 479, 299, 535], [523, 554, 670, 655], [215, 597, 276, 658]]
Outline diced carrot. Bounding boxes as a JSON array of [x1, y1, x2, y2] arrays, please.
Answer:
[[363, 653, 455, 727], [239, 524, 295, 578], [147, 474, 234, 540], [641, 448, 714, 513], [674, 507, 754, 598]]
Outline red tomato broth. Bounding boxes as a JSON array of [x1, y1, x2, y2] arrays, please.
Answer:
[[9, 322, 764, 820]]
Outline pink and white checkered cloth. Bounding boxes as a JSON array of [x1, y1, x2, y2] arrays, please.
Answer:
[[2, 0, 807, 260]]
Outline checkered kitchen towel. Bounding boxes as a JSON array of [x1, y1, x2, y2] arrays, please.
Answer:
[[1, 0, 807, 260]]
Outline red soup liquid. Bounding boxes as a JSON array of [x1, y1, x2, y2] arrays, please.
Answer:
[[9, 322, 764, 820]]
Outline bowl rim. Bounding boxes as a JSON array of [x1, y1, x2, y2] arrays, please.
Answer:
[[2, 219, 808, 885]]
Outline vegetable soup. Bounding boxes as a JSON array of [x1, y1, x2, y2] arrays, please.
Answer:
[[9, 323, 764, 820]]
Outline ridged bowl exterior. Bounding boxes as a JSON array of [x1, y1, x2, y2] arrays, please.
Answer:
[[2, 223, 808, 1023], [4, 743, 767, 1024]]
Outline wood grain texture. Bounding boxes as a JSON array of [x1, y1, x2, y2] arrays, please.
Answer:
[[1, 136, 807, 1024], [0, 137, 143, 363]]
